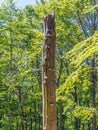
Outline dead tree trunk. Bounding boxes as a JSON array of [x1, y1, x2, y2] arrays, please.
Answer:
[[42, 13, 57, 130]]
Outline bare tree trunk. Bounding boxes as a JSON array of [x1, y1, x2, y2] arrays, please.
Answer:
[[42, 13, 57, 130]]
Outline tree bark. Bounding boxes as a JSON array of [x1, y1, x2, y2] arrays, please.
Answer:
[[42, 13, 57, 130]]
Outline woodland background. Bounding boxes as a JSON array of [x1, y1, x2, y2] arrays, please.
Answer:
[[0, 0, 98, 130]]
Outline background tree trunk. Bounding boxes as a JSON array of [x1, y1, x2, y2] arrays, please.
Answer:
[[91, 58, 96, 130], [17, 87, 26, 130]]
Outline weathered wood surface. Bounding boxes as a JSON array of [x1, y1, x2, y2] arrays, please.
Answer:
[[42, 13, 57, 130]]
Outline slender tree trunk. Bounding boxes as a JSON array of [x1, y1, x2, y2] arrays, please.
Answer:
[[0, 112, 2, 127], [29, 108, 32, 130], [17, 87, 26, 130], [34, 102, 37, 130], [42, 13, 57, 130], [8, 26, 13, 130], [36, 56, 42, 90], [59, 101, 64, 130], [8, 105, 12, 130], [57, 106, 59, 130], [74, 86, 80, 130], [91, 58, 96, 130], [38, 103, 41, 130], [57, 56, 64, 130]]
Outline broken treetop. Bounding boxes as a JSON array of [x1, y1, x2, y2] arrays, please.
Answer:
[[44, 14, 55, 36]]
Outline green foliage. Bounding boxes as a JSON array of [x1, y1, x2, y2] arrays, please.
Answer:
[[74, 106, 97, 122], [66, 32, 98, 67], [0, 0, 98, 129]]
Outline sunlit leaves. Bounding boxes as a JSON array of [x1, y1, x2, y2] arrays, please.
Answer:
[[65, 32, 98, 67], [74, 106, 97, 122]]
